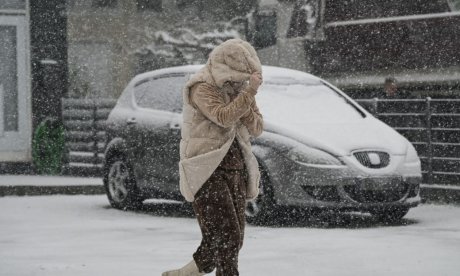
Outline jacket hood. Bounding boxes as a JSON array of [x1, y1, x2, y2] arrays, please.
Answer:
[[185, 38, 262, 91]]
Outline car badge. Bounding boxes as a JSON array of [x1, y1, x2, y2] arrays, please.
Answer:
[[368, 152, 381, 165]]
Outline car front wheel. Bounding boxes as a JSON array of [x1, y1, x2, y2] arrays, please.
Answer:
[[104, 154, 143, 210]]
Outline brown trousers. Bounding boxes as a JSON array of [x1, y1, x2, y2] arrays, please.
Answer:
[[192, 167, 247, 276]]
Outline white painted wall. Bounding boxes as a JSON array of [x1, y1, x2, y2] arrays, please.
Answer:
[[0, 12, 32, 162]]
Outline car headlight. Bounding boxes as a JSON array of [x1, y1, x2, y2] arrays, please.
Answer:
[[287, 146, 343, 167], [405, 142, 420, 163]]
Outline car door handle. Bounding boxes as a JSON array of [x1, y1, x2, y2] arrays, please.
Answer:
[[126, 118, 137, 125]]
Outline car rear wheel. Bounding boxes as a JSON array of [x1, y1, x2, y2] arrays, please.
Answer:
[[245, 169, 278, 225], [104, 154, 143, 210], [370, 207, 409, 222]]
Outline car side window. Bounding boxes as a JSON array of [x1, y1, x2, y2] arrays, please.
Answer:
[[134, 74, 187, 112]]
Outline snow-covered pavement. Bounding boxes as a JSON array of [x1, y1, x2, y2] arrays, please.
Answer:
[[1, 195, 459, 276], [0, 175, 102, 187]]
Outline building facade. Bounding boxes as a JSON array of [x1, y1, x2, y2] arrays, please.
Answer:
[[66, 0, 254, 99], [256, 0, 460, 98], [0, 0, 67, 164], [3, 0, 459, 165]]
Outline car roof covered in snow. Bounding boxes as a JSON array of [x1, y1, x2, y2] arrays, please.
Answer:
[[130, 64, 322, 86]]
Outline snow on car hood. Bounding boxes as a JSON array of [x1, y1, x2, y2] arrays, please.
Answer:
[[262, 118, 408, 157], [256, 82, 408, 156]]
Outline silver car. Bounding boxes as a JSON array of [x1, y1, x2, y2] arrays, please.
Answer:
[[104, 65, 421, 224]]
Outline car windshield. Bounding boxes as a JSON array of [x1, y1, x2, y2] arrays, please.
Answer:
[[257, 82, 364, 126], [134, 75, 186, 112]]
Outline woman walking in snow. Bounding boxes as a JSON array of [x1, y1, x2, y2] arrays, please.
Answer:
[[162, 39, 264, 276]]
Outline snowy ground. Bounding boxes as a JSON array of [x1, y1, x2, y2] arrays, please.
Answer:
[[0, 175, 102, 187], [1, 195, 459, 276]]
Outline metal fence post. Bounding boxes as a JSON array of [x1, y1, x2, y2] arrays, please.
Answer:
[[92, 100, 98, 167], [373, 97, 379, 117], [61, 98, 68, 169], [425, 97, 433, 184]]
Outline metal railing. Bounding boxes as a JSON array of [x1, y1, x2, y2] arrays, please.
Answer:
[[61, 98, 117, 175], [356, 98, 460, 186]]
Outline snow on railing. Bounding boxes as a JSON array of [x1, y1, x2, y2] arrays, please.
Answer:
[[326, 11, 460, 27]]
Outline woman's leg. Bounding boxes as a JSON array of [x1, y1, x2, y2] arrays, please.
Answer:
[[192, 169, 245, 275], [215, 170, 247, 276]]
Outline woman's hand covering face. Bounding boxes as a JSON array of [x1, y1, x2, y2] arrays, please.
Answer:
[[249, 72, 263, 91]]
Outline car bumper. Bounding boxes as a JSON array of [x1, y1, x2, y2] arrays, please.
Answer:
[[264, 156, 422, 210]]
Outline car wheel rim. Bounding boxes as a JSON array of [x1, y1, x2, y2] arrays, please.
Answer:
[[108, 161, 129, 203]]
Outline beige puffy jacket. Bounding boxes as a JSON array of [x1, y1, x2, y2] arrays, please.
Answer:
[[179, 39, 264, 202]]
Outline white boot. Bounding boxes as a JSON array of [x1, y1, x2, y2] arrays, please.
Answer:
[[162, 260, 205, 276]]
